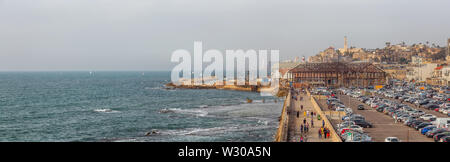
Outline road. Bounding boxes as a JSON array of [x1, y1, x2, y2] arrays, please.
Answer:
[[335, 94, 434, 142]]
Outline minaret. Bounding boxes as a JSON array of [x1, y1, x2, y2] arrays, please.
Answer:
[[344, 36, 348, 53], [446, 38, 450, 63], [447, 38, 450, 56]]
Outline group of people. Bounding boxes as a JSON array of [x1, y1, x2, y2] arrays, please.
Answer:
[[318, 127, 331, 139]]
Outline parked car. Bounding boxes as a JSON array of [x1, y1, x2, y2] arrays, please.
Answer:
[[420, 126, 437, 135], [353, 120, 373, 128], [434, 132, 450, 142], [440, 136, 450, 142], [420, 114, 436, 121], [384, 137, 400, 142], [415, 122, 432, 130], [426, 128, 447, 138]]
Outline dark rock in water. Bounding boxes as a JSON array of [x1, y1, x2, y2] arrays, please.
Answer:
[[164, 82, 176, 90], [145, 129, 160, 136]]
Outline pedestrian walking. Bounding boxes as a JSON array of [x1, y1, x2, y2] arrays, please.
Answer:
[[303, 111, 306, 117], [311, 119, 314, 128], [322, 120, 325, 127], [297, 111, 299, 118], [300, 124, 304, 134], [306, 110, 309, 117], [327, 131, 330, 139], [318, 129, 322, 138], [322, 129, 326, 139], [300, 136, 304, 142], [301, 105, 303, 111], [303, 118, 306, 125], [310, 111, 314, 117]]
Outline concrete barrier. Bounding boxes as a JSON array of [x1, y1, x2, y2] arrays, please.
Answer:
[[274, 90, 291, 142], [307, 90, 342, 142]]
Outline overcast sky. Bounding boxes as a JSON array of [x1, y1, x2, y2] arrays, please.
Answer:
[[0, 0, 449, 71]]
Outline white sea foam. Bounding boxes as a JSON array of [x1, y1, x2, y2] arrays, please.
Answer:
[[93, 108, 120, 113], [161, 124, 273, 137], [162, 108, 208, 117]]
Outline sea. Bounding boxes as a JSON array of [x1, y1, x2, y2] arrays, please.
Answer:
[[0, 71, 283, 142]]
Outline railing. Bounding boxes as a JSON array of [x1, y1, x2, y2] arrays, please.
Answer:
[[274, 90, 291, 142]]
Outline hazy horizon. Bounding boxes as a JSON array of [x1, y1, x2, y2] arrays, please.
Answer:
[[1, 0, 449, 71]]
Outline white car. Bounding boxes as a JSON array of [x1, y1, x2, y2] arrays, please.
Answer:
[[440, 103, 450, 108], [370, 102, 379, 108], [385, 137, 400, 142], [443, 109, 449, 115], [420, 114, 436, 121], [336, 107, 345, 111], [348, 125, 364, 132], [337, 121, 355, 128]]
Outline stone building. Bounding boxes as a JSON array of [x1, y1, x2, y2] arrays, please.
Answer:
[[287, 62, 386, 88]]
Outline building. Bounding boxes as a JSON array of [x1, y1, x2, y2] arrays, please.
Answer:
[[406, 63, 437, 82], [381, 64, 407, 81], [431, 66, 444, 86], [287, 62, 386, 88], [411, 56, 423, 65], [441, 66, 450, 86]]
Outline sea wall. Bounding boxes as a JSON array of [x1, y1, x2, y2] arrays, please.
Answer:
[[274, 90, 290, 142]]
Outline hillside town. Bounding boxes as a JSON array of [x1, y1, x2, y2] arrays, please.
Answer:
[[278, 37, 450, 87]]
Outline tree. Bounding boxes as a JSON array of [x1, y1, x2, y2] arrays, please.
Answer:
[[431, 50, 446, 60], [399, 58, 409, 64]]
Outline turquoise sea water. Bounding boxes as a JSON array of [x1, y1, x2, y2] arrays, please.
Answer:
[[0, 71, 282, 142]]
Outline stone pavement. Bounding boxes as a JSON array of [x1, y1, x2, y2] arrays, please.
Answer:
[[286, 90, 333, 142]]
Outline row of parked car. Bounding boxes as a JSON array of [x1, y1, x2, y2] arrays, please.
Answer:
[[326, 94, 373, 142], [377, 82, 450, 116], [340, 87, 450, 142]]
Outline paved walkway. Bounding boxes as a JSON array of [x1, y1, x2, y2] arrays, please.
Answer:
[[287, 90, 332, 142]]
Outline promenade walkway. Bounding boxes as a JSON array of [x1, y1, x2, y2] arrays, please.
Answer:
[[286, 90, 332, 142]]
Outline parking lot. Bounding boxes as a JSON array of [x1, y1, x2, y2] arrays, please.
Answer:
[[337, 94, 433, 142], [310, 81, 450, 142], [373, 93, 447, 118]]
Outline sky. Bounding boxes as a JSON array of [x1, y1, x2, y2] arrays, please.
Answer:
[[0, 0, 449, 71]]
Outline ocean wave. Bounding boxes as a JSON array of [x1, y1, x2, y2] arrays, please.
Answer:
[[93, 108, 120, 113], [159, 108, 208, 117], [144, 87, 162, 90], [162, 126, 238, 136], [160, 124, 273, 137]]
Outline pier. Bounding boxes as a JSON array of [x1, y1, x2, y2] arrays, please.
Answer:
[[275, 89, 342, 142]]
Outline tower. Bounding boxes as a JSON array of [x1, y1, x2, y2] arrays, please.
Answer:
[[344, 36, 348, 53], [447, 38, 450, 56]]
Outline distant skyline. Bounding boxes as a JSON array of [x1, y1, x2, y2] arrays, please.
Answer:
[[0, 0, 449, 71]]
